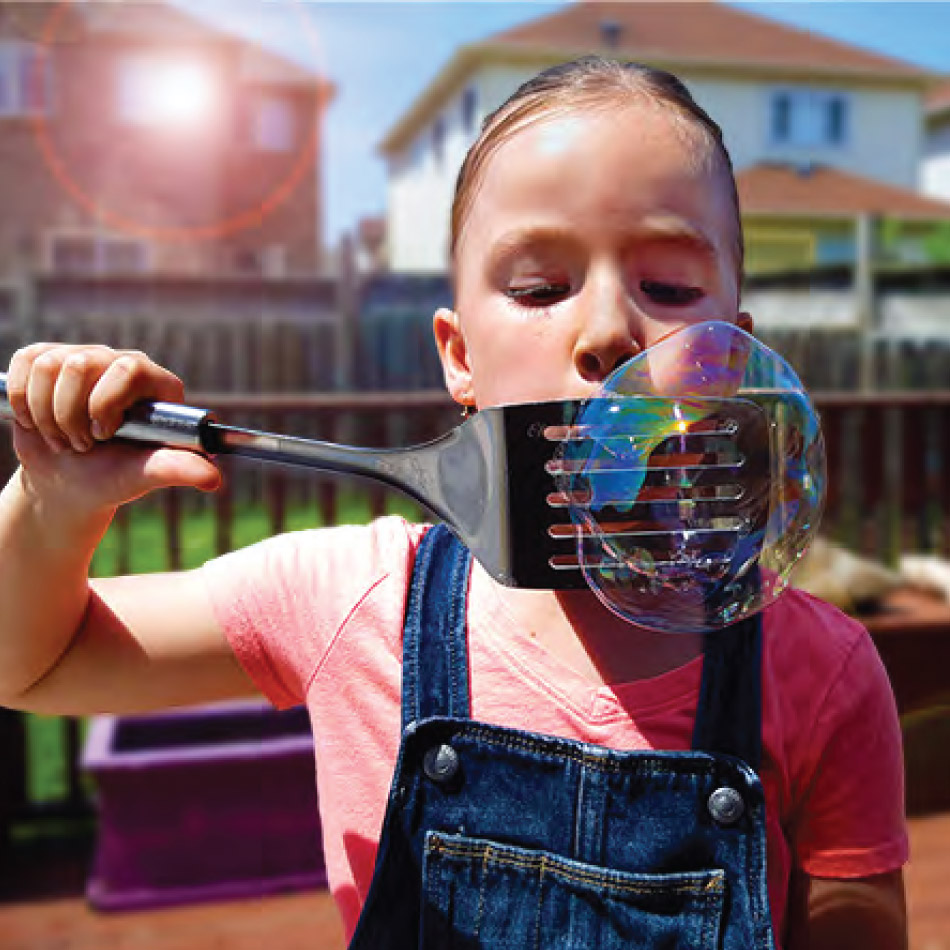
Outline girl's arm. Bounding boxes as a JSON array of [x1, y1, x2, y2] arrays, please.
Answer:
[[785, 869, 908, 950], [0, 344, 257, 715]]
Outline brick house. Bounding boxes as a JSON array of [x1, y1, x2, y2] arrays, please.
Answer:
[[0, 1, 333, 279], [380, 0, 950, 274]]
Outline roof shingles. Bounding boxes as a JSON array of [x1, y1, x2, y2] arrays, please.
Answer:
[[489, 1, 930, 79], [737, 163, 950, 219]]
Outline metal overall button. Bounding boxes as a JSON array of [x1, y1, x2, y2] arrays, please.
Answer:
[[423, 743, 460, 783], [708, 786, 745, 825]]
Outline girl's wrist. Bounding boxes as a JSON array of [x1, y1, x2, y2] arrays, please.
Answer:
[[9, 466, 116, 554]]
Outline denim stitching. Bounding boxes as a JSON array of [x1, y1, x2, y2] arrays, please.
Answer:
[[447, 539, 471, 719], [454, 725, 717, 776], [472, 843, 487, 940], [402, 527, 436, 728], [533, 855, 545, 950], [428, 835, 721, 897], [699, 879, 722, 949]]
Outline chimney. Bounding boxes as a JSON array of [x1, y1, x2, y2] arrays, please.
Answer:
[[600, 18, 623, 49]]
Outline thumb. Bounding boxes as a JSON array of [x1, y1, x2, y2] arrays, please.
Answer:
[[136, 447, 223, 494]]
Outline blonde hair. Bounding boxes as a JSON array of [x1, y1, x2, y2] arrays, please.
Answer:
[[450, 56, 744, 274]]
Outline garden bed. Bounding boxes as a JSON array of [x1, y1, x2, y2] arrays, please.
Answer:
[[82, 700, 326, 911]]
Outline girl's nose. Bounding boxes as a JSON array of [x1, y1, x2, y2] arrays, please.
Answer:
[[572, 298, 640, 384]]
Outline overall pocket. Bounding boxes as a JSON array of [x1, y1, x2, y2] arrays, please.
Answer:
[[420, 832, 725, 950]]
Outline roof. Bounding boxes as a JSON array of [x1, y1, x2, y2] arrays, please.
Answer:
[[78, 1, 323, 89], [381, 0, 934, 155], [737, 162, 950, 220], [492, 1, 928, 78]]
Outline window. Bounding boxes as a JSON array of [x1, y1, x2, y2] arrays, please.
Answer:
[[432, 116, 445, 167], [0, 41, 52, 117], [769, 89, 850, 149], [49, 234, 149, 275], [461, 85, 477, 134], [253, 96, 295, 152]]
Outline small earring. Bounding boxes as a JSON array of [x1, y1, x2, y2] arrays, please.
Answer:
[[461, 404, 473, 419]]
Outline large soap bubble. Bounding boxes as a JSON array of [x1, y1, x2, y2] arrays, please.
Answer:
[[556, 321, 824, 633]]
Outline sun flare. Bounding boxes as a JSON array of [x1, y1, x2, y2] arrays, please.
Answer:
[[127, 58, 219, 127]]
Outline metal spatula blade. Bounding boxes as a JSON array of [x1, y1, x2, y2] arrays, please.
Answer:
[[0, 373, 765, 590]]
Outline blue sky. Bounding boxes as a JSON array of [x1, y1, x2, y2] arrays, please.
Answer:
[[172, 1, 950, 246]]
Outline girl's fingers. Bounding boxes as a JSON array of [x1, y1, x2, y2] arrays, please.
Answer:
[[88, 353, 185, 441], [7, 344, 187, 456], [25, 350, 71, 454], [52, 352, 99, 453], [6, 343, 59, 430]]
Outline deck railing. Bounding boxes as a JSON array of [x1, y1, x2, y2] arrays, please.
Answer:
[[1, 390, 949, 848]]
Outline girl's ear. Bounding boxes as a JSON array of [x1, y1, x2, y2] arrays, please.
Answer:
[[738, 310, 754, 334], [433, 308, 474, 407]]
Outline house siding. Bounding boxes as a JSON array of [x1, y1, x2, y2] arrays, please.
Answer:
[[690, 80, 921, 188], [388, 66, 540, 272]]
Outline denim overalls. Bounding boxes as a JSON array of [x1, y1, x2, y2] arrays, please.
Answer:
[[349, 524, 776, 949]]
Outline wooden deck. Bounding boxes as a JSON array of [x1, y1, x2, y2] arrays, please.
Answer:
[[0, 813, 945, 949]]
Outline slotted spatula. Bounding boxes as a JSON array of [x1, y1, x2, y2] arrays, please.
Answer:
[[0, 372, 769, 589]]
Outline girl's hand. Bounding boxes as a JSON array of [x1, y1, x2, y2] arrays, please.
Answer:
[[5, 343, 221, 515]]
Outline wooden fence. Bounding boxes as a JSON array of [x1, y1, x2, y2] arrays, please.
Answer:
[[0, 274, 349, 394], [3, 270, 950, 398]]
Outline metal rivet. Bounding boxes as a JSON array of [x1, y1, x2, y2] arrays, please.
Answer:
[[708, 786, 745, 825], [423, 743, 460, 783]]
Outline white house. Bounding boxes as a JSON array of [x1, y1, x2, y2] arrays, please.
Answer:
[[380, 0, 950, 275]]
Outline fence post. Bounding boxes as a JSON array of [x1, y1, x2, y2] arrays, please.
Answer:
[[336, 235, 357, 392], [855, 213, 878, 393], [14, 271, 38, 348], [0, 709, 27, 854]]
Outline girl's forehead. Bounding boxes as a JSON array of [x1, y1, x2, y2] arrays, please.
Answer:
[[453, 102, 741, 280], [532, 114, 589, 157], [468, 105, 721, 230]]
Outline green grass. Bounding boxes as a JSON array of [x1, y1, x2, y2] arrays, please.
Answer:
[[27, 487, 425, 806], [90, 487, 423, 576]]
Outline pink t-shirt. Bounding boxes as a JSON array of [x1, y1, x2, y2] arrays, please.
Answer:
[[200, 516, 908, 946]]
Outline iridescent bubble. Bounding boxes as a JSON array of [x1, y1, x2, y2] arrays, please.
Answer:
[[557, 321, 825, 633]]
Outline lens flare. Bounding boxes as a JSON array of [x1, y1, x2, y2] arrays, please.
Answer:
[[557, 321, 825, 634]]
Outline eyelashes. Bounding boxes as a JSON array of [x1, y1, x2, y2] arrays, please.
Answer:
[[506, 282, 571, 306], [506, 279, 704, 308], [638, 279, 704, 306]]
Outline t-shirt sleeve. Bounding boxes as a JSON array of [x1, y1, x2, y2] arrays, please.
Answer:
[[788, 608, 908, 878], [199, 516, 428, 709]]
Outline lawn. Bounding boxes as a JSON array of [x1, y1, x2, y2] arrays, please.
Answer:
[[90, 487, 422, 575]]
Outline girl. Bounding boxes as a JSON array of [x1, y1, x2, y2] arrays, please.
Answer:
[[0, 58, 907, 949]]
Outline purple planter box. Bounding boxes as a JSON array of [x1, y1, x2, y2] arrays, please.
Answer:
[[82, 700, 327, 911]]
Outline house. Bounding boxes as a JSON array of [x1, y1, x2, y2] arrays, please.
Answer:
[[0, 1, 333, 279], [379, 0, 950, 275]]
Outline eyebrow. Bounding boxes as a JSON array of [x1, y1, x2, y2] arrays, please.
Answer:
[[486, 218, 721, 267], [631, 217, 720, 260], [488, 227, 576, 261]]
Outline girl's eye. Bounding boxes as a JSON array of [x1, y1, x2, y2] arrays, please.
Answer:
[[507, 282, 570, 306], [640, 279, 704, 306]]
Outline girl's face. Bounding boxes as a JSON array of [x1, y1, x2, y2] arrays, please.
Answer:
[[434, 101, 751, 409]]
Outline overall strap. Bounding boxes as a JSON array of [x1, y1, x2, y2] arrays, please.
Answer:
[[691, 613, 764, 772], [401, 523, 473, 731]]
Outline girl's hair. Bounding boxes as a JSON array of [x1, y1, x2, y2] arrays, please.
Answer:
[[450, 56, 744, 274]]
